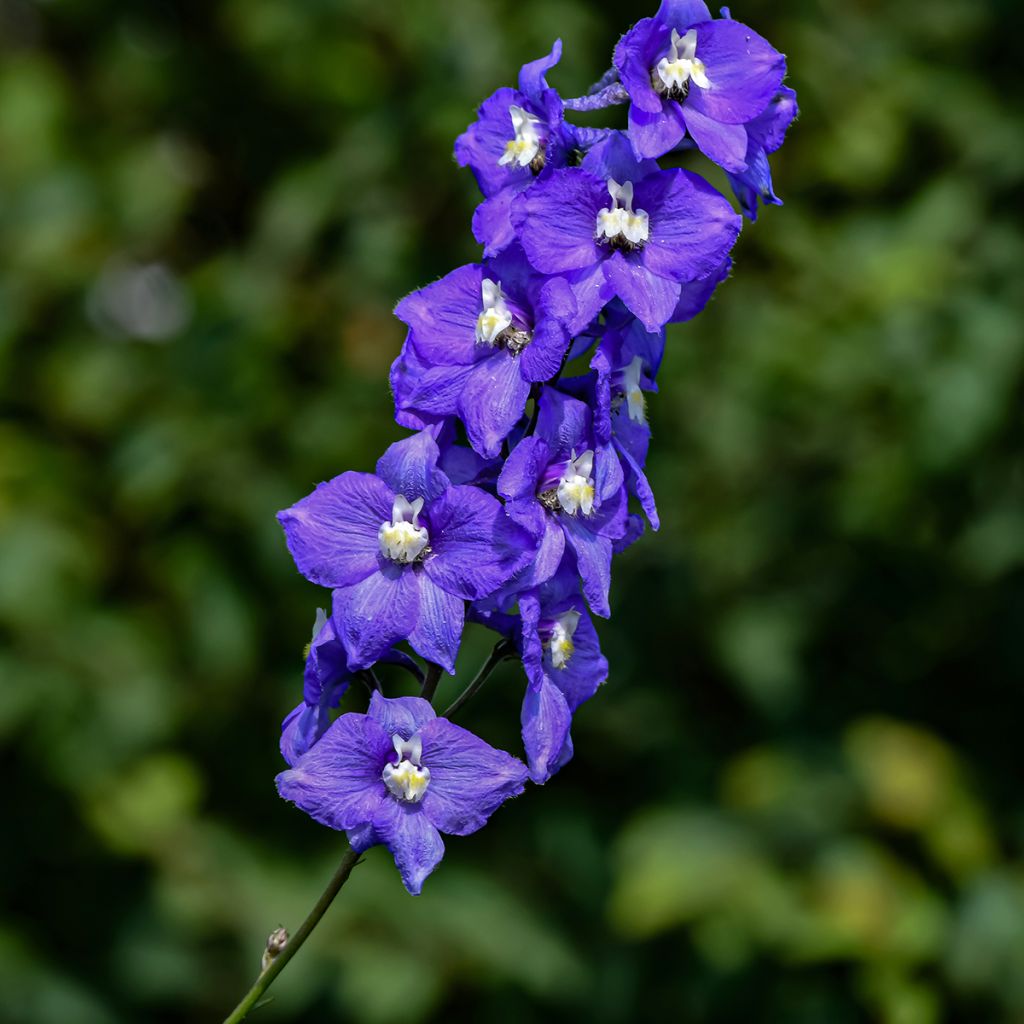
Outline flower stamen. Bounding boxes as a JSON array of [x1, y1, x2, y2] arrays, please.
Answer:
[[653, 29, 710, 101], [556, 449, 596, 516], [596, 180, 650, 252], [498, 105, 547, 174], [382, 734, 430, 802], [545, 609, 581, 669], [476, 279, 532, 352], [378, 495, 429, 564]]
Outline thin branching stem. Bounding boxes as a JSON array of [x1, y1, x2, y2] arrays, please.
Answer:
[[421, 661, 443, 703], [442, 640, 515, 719], [221, 845, 361, 1024]]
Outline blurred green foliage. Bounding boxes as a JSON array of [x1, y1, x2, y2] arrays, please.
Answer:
[[2, 0, 1023, 1021]]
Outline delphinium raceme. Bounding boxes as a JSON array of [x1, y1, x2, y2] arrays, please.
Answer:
[[223, 3, 796, 1019]]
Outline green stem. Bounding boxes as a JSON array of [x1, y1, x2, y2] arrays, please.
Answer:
[[442, 640, 513, 719], [421, 661, 443, 703], [223, 646, 508, 1021], [222, 845, 361, 1024]]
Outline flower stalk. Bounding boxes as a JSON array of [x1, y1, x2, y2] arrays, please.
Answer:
[[222, 846, 361, 1024], [240, 0, 797, 1014]]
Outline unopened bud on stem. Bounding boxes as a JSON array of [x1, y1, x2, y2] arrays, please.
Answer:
[[261, 926, 289, 972]]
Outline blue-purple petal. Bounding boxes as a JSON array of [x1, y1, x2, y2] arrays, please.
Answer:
[[562, 516, 614, 618], [419, 717, 528, 835], [473, 186, 525, 257], [513, 169, 606, 274], [683, 106, 749, 172], [276, 712, 392, 830], [535, 388, 593, 460], [518, 39, 563, 107], [366, 691, 437, 738], [278, 472, 392, 589], [521, 674, 574, 783], [686, 19, 785, 125], [562, 262, 616, 335], [628, 97, 687, 160], [458, 351, 532, 458], [603, 252, 682, 333], [408, 575, 465, 674], [498, 436, 550, 501], [375, 431, 450, 504], [670, 258, 731, 322], [455, 87, 533, 199], [398, 264, 483, 367], [332, 565, 421, 669], [614, 18, 667, 116], [636, 169, 741, 284], [657, 0, 711, 26], [372, 798, 445, 895], [581, 130, 660, 183], [425, 485, 534, 600]]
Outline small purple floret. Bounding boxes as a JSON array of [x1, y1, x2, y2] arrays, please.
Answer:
[[277, 693, 528, 894]]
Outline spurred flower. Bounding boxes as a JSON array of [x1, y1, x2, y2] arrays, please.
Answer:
[[512, 148, 740, 332], [280, 610, 423, 766], [280, 609, 352, 766], [725, 85, 799, 220], [614, 0, 786, 164], [455, 41, 575, 256], [589, 313, 666, 530], [498, 388, 627, 617], [391, 247, 576, 457], [277, 693, 528, 894], [278, 431, 535, 673], [518, 569, 608, 782]]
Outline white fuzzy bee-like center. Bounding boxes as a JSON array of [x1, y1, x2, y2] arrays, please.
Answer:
[[557, 449, 596, 516], [498, 105, 545, 169], [378, 495, 429, 564], [476, 278, 514, 346], [622, 356, 647, 424], [382, 734, 430, 802], [547, 609, 581, 669], [656, 29, 710, 94], [596, 180, 650, 249]]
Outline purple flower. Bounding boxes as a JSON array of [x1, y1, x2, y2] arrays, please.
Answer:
[[278, 431, 535, 673], [512, 153, 740, 332], [280, 610, 424, 766], [579, 132, 734, 326], [519, 571, 608, 782], [614, 1, 786, 164], [280, 609, 352, 767], [391, 248, 576, 457], [278, 693, 528, 894], [455, 41, 575, 256], [498, 388, 627, 617], [590, 314, 669, 529], [725, 85, 799, 220]]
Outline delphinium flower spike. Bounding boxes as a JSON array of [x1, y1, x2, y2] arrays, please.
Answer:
[[223, 6, 795, 1019]]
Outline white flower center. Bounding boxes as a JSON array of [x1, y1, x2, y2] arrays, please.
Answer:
[[656, 29, 710, 93], [557, 449, 596, 516], [378, 495, 429, 564], [476, 278, 513, 346], [547, 609, 581, 669], [382, 734, 430, 803], [498, 105, 545, 168], [623, 356, 647, 424], [596, 180, 650, 248]]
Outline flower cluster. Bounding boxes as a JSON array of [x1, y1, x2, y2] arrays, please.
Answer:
[[276, 1, 796, 895]]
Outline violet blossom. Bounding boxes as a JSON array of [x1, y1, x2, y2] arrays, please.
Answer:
[[278, 693, 528, 894], [278, 430, 534, 673], [614, 0, 786, 165], [391, 247, 576, 457]]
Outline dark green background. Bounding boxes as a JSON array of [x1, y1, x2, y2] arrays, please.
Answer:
[[2, 0, 1023, 1021]]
